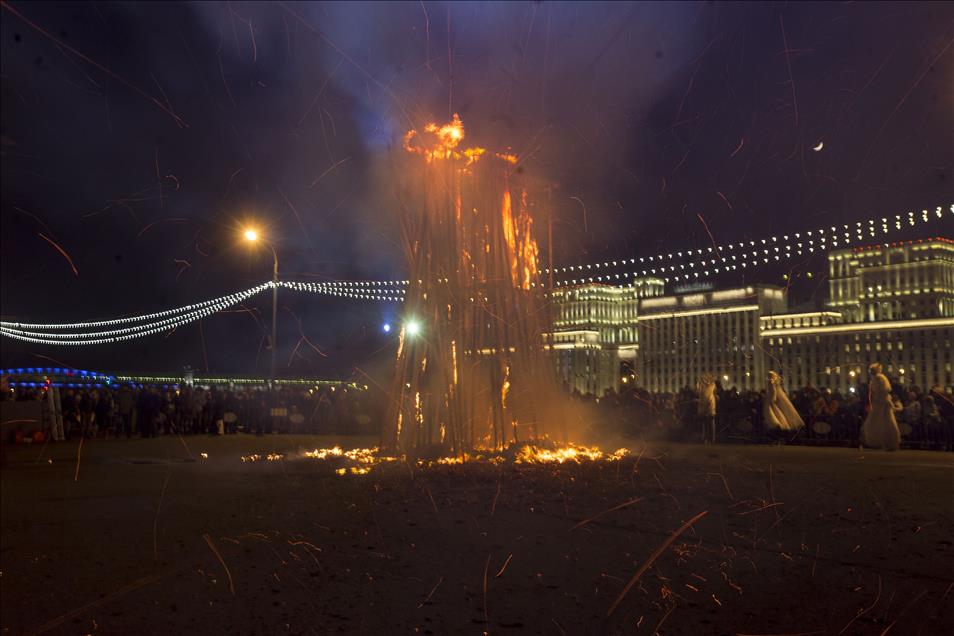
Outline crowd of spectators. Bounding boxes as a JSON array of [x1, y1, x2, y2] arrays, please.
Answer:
[[586, 380, 953, 450], [3, 384, 382, 440], [4, 377, 952, 450]]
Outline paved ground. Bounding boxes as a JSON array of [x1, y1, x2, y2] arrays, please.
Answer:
[[2, 435, 952, 635]]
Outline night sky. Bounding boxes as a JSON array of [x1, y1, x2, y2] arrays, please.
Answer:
[[1, 1, 952, 378]]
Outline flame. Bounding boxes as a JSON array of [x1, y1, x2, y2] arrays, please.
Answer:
[[240, 453, 285, 462], [284, 443, 631, 474], [336, 467, 371, 475], [404, 114, 511, 167], [424, 114, 465, 148], [500, 190, 540, 290], [414, 391, 424, 431], [502, 190, 518, 285], [501, 364, 511, 410], [514, 445, 630, 464], [451, 340, 459, 387], [302, 446, 386, 464]]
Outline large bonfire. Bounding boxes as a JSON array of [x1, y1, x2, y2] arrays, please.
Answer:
[[386, 115, 565, 455]]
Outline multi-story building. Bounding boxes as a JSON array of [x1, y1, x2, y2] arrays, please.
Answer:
[[551, 236, 954, 396], [550, 279, 660, 395], [828, 237, 954, 321], [637, 286, 786, 393], [763, 237, 954, 392]]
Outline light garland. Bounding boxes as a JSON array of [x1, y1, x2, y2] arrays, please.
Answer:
[[1, 285, 269, 340], [279, 281, 406, 302], [0, 280, 406, 346], [544, 205, 950, 279], [1, 282, 274, 330], [1, 205, 947, 345], [548, 205, 952, 287]]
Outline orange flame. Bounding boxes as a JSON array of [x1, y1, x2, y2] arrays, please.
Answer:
[[404, 114, 502, 167], [424, 114, 465, 148], [501, 189, 539, 290]]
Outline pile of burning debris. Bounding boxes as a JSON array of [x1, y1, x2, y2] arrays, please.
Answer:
[[240, 441, 631, 475]]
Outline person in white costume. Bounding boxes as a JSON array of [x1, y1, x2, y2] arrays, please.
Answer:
[[862, 362, 901, 451], [763, 371, 804, 432]]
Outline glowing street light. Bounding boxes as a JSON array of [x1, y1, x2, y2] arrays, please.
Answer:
[[382, 323, 391, 333], [405, 320, 421, 336], [243, 227, 279, 385]]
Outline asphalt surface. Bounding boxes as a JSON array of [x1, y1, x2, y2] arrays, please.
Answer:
[[2, 435, 952, 635]]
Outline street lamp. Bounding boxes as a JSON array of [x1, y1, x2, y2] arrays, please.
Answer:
[[244, 228, 279, 385]]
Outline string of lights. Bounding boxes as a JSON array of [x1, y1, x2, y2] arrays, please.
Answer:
[[278, 281, 405, 302], [0, 282, 275, 330], [0, 280, 406, 339], [0, 298, 253, 345], [0, 296, 272, 345], [544, 205, 950, 277], [0, 281, 406, 345], [265, 205, 954, 290], [1, 204, 948, 345], [549, 205, 952, 287]]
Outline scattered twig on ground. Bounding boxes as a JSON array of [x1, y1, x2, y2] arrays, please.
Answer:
[[878, 588, 927, 636], [491, 477, 501, 516], [73, 437, 83, 482], [203, 533, 236, 595], [570, 497, 643, 531], [153, 471, 172, 562], [838, 575, 881, 634], [495, 554, 513, 578], [34, 570, 170, 633], [483, 553, 492, 632], [607, 510, 708, 617]]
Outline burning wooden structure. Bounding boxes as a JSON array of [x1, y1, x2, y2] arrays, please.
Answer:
[[386, 115, 564, 454]]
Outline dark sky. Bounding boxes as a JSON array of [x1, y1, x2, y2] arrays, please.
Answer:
[[1, 1, 952, 378]]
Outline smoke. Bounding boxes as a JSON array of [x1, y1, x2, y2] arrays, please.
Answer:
[[186, 1, 703, 270]]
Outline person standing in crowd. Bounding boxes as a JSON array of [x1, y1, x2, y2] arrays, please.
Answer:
[[862, 363, 901, 451], [140, 388, 161, 438], [928, 384, 953, 451], [117, 386, 135, 437], [60, 389, 78, 440], [315, 388, 333, 433], [697, 374, 717, 444], [902, 390, 921, 431], [254, 391, 267, 436], [763, 371, 804, 441], [94, 389, 112, 437], [211, 388, 225, 435], [179, 387, 194, 434], [79, 390, 95, 438]]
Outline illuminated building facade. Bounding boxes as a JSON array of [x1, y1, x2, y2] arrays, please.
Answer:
[[636, 286, 787, 393], [551, 237, 953, 396], [550, 279, 661, 395], [763, 238, 954, 392], [827, 237, 954, 322]]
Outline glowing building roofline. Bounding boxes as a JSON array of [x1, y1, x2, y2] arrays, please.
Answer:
[[759, 311, 843, 321], [761, 317, 953, 337], [637, 305, 761, 320]]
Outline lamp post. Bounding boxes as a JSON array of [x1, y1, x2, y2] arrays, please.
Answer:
[[244, 229, 279, 386]]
